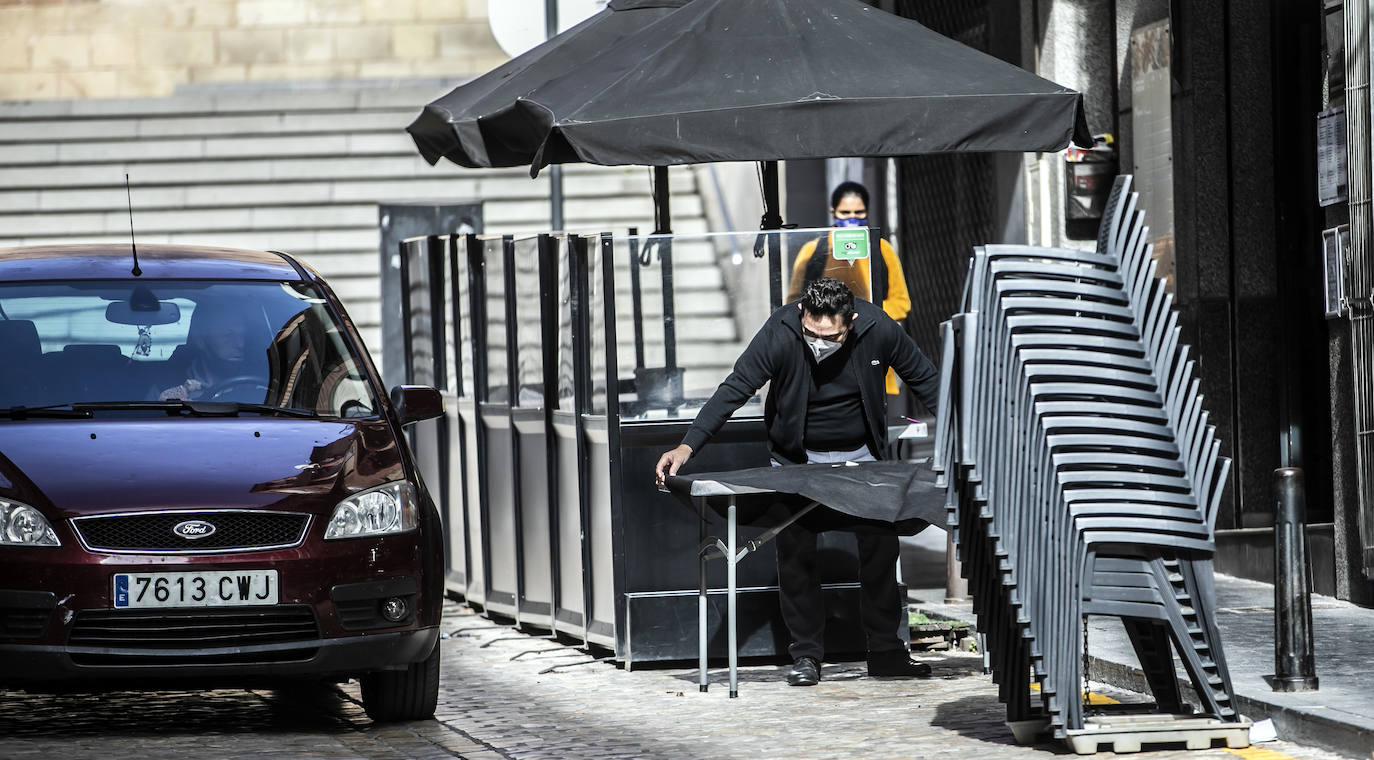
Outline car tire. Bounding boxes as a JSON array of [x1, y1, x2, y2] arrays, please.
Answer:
[[359, 639, 440, 722]]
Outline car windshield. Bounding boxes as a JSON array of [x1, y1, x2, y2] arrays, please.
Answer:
[[0, 280, 379, 418]]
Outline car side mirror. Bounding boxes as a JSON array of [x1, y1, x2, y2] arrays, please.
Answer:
[[389, 385, 444, 426]]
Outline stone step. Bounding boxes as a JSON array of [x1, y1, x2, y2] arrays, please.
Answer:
[[0, 132, 412, 166], [0, 178, 698, 216], [0, 195, 705, 239], [0, 213, 714, 251], [0, 109, 419, 144], [0, 155, 702, 194], [0, 86, 451, 120]]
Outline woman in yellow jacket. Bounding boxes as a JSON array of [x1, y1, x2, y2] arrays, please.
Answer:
[[787, 181, 910, 394]]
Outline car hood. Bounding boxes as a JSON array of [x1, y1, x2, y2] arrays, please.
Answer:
[[0, 418, 404, 516]]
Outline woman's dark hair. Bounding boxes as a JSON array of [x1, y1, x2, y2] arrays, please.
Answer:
[[801, 277, 855, 320], [830, 180, 869, 210]]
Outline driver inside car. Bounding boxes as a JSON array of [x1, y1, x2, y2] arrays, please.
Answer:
[[158, 302, 264, 402]]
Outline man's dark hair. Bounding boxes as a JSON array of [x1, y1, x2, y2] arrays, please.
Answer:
[[830, 181, 869, 209], [801, 277, 855, 320]]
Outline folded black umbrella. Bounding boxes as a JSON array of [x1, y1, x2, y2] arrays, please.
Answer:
[[664, 460, 946, 535]]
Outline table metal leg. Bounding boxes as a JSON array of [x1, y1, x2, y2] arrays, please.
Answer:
[[728, 496, 738, 698], [697, 497, 708, 693]]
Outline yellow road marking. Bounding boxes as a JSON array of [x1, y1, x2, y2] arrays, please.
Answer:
[[1027, 682, 1122, 705], [1224, 747, 1302, 760]]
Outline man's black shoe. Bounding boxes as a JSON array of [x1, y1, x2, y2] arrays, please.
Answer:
[[866, 651, 932, 678], [786, 656, 820, 686]]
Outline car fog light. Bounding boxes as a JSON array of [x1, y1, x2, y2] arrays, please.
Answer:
[[380, 596, 409, 622]]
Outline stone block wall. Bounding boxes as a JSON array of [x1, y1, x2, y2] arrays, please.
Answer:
[[0, 0, 507, 100]]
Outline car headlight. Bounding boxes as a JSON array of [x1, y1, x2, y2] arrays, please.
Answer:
[[324, 481, 417, 540], [0, 498, 60, 547]]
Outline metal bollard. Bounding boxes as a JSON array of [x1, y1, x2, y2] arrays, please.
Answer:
[[945, 532, 969, 603], [1272, 467, 1319, 692]]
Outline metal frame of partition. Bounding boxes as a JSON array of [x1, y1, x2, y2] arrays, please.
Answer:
[[399, 235, 460, 592], [594, 232, 625, 649], [571, 233, 612, 645], [443, 235, 475, 597], [535, 234, 564, 628], [557, 233, 601, 643], [471, 235, 521, 620], [504, 234, 557, 630], [460, 233, 491, 608]]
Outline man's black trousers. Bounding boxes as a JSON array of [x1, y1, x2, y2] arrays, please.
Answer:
[[775, 525, 905, 661]]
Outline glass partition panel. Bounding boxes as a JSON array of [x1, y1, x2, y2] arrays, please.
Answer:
[[555, 235, 576, 413], [584, 234, 608, 415], [401, 236, 436, 388], [779, 226, 884, 308], [606, 227, 867, 422], [439, 236, 457, 396], [480, 235, 508, 404], [511, 235, 544, 409], [454, 235, 475, 398]]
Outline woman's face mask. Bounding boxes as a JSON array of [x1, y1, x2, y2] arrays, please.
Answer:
[[832, 194, 868, 228]]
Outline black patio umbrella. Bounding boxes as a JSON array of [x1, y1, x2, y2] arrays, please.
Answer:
[[504, 0, 1091, 174], [408, 0, 1089, 230], [407, 0, 691, 169]]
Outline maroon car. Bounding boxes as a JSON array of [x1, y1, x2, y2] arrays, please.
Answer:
[[0, 244, 445, 721]]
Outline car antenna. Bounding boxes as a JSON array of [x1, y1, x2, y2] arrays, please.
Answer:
[[125, 173, 142, 276]]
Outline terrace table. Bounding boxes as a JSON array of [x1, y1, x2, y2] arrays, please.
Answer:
[[662, 460, 945, 697]]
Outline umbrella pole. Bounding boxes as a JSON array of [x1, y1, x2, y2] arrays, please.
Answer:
[[761, 160, 784, 310], [628, 226, 646, 369], [652, 166, 678, 373], [653, 165, 672, 234], [544, 0, 564, 231]]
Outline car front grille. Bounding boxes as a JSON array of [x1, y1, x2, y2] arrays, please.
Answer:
[[71, 510, 311, 553], [67, 606, 319, 666]]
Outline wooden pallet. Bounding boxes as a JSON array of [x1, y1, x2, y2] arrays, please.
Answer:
[[1064, 713, 1252, 754]]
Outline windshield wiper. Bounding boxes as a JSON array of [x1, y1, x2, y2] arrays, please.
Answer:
[[0, 401, 317, 419], [0, 403, 95, 419], [190, 401, 318, 418]]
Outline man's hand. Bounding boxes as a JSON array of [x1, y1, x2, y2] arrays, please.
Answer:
[[654, 444, 693, 487]]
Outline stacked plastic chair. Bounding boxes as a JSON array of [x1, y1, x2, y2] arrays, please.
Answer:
[[933, 176, 1249, 752]]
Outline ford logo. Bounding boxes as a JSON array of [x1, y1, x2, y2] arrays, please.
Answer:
[[172, 520, 217, 540]]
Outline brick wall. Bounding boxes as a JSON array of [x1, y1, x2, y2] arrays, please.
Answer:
[[0, 0, 507, 100]]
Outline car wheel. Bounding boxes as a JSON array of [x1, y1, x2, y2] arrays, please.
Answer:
[[359, 639, 440, 722]]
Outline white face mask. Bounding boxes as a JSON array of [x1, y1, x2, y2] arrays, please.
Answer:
[[806, 335, 844, 362]]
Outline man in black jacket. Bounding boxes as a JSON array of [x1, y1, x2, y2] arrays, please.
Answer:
[[654, 278, 940, 686]]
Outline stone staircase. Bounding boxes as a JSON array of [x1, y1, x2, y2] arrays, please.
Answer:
[[0, 83, 748, 388]]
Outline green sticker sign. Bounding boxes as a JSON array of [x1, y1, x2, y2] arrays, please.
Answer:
[[830, 229, 870, 261]]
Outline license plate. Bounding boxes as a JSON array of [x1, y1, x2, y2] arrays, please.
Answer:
[[113, 570, 279, 609]]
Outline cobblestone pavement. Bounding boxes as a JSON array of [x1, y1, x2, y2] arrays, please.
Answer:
[[0, 600, 1354, 760]]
